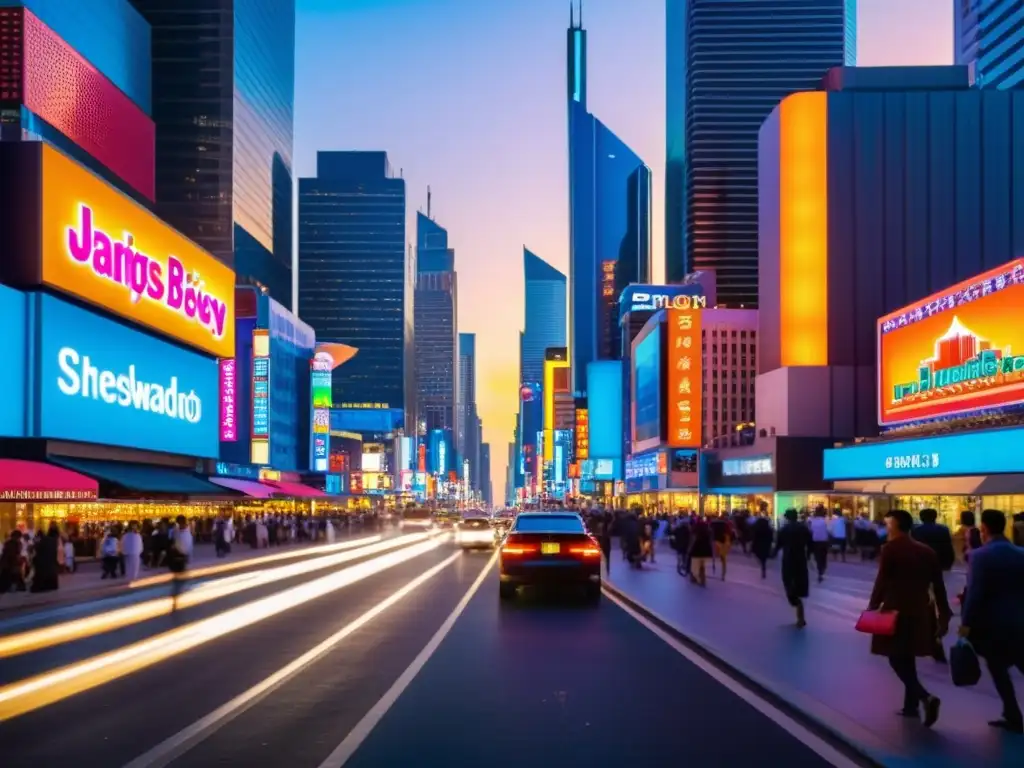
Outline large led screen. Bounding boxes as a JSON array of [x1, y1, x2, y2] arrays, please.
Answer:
[[587, 360, 623, 461], [878, 259, 1024, 427], [36, 294, 219, 458], [0, 284, 28, 437], [632, 325, 661, 446]]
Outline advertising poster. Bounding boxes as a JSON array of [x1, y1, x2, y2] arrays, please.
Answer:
[[310, 350, 333, 472], [36, 294, 219, 457], [667, 309, 703, 448], [0, 284, 28, 438], [632, 325, 661, 445], [878, 259, 1024, 426], [251, 329, 270, 464], [219, 359, 237, 441], [39, 145, 235, 358]]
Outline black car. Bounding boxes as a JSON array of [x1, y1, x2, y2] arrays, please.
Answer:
[[498, 512, 602, 602]]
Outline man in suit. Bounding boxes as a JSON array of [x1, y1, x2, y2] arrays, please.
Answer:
[[960, 509, 1024, 734], [912, 508, 956, 662]]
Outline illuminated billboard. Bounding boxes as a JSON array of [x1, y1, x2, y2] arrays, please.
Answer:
[[878, 258, 1024, 427], [36, 145, 235, 358], [543, 355, 570, 462], [310, 350, 334, 472], [619, 284, 709, 320], [667, 309, 703, 448], [631, 323, 661, 452], [219, 359, 237, 441], [0, 284, 28, 438], [251, 330, 270, 464]]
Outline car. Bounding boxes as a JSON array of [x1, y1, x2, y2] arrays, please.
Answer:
[[454, 516, 497, 550], [498, 512, 602, 602], [400, 508, 435, 531]]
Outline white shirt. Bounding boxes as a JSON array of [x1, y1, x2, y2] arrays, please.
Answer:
[[173, 528, 194, 557], [829, 516, 847, 540], [101, 537, 119, 557], [121, 531, 143, 556], [809, 517, 830, 542]]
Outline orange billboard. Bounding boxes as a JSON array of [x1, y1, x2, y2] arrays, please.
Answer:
[[667, 309, 702, 448], [878, 259, 1024, 426], [39, 145, 235, 358]]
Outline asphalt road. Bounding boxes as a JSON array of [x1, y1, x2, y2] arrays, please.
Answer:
[[1, 536, 858, 768]]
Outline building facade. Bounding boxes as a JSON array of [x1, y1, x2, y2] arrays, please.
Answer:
[[567, 11, 652, 394], [666, 0, 854, 302], [414, 211, 459, 444], [0, 1, 155, 201], [757, 67, 1024, 443], [956, 0, 1024, 89], [458, 332, 480, 490], [131, 0, 295, 307], [298, 151, 411, 430], [522, 248, 567, 386]]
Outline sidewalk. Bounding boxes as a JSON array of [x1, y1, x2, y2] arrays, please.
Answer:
[[0, 534, 370, 617], [605, 542, 1023, 768]]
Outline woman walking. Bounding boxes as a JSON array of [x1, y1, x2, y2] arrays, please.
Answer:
[[775, 509, 812, 627], [751, 513, 774, 579]]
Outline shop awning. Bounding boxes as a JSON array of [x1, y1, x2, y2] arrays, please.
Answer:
[[260, 479, 326, 498], [209, 477, 277, 498], [832, 474, 1024, 496], [50, 458, 233, 496], [0, 459, 99, 502]]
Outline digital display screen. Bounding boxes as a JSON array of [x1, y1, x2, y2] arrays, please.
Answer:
[[633, 325, 661, 444]]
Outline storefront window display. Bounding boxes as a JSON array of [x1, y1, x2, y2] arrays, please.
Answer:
[[704, 494, 773, 517], [625, 491, 699, 514]]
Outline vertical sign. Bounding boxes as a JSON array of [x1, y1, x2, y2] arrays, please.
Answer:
[[310, 350, 333, 473], [574, 408, 589, 460], [251, 329, 270, 464], [667, 309, 703, 448], [219, 359, 237, 441]]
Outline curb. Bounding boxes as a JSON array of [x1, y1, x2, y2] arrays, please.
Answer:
[[602, 578, 885, 768]]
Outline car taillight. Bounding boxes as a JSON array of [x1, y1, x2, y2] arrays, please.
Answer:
[[569, 545, 602, 557], [501, 543, 536, 555]]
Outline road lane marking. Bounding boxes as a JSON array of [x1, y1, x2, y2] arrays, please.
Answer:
[[604, 589, 864, 768], [121, 550, 463, 768], [0, 538, 443, 722], [318, 551, 498, 767], [0, 533, 425, 658]]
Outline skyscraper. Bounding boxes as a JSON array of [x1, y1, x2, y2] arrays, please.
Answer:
[[130, 0, 295, 307], [568, 6, 652, 394], [480, 442, 492, 506], [458, 332, 479, 488], [521, 248, 567, 386], [955, 0, 1024, 89], [298, 151, 412, 428], [414, 208, 459, 445], [665, 0, 855, 300]]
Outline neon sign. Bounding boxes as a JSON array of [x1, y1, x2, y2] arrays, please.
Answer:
[[219, 359, 237, 441]]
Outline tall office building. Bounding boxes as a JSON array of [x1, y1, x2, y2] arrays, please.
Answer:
[[458, 332, 479, 487], [521, 249, 567, 385], [130, 0, 295, 307], [0, 0, 155, 201], [414, 208, 459, 446], [480, 442, 492, 505], [298, 151, 412, 429], [955, 0, 1024, 89], [665, 0, 854, 299], [568, 6, 652, 394]]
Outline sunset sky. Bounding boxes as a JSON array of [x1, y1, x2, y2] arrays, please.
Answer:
[[294, 0, 953, 498]]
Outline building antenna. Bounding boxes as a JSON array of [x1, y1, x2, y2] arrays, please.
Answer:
[[578, 0, 583, 27], [427, 185, 432, 219], [569, 1, 573, 28]]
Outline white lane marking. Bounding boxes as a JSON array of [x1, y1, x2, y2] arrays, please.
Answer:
[[121, 550, 462, 768], [604, 589, 863, 768], [318, 551, 498, 767]]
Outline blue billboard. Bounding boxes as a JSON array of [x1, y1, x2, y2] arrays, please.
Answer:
[[36, 294, 219, 457], [633, 326, 661, 445], [0, 284, 28, 437], [587, 360, 623, 462], [823, 427, 1024, 480]]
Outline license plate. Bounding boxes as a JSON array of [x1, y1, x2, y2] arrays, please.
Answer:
[[541, 542, 560, 555]]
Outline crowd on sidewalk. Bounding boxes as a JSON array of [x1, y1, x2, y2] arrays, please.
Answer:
[[0, 511, 385, 597], [572, 502, 1024, 740]]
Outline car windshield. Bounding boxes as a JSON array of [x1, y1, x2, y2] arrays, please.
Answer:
[[403, 509, 431, 520], [512, 515, 585, 534], [461, 518, 489, 529]]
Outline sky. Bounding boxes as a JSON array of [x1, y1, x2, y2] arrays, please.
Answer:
[[295, 0, 953, 501]]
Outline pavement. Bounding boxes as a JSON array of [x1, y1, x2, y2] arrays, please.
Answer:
[[0, 531, 865, 767], [603, 540, 1024, 768]]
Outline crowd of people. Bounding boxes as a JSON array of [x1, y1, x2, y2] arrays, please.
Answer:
[[0, 511, 385, 596]]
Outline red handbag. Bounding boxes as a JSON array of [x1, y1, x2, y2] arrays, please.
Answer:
[[855, 609, 898, 636]]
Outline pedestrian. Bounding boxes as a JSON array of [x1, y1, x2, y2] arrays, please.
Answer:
[[167, 515, 193, 611], [100, 529, 120, 579], [829, 510, 848, 562], [774, 509, 811, 627], [866, 509, 951, 728], [710, 515, 733, 581], [0, 531, 27, 593], [809, 506, 829, 582], [688, 516, 713, 586], [63, 536, 75, 574], [30, 524, 60, 592], [959, 509, 1024, 734], [751, 513, 774, 579], [911, 507, 956, 663], [121, 521, 143, 582]]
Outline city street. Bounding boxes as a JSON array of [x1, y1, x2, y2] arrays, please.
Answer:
[[1, 534, 859, 767]]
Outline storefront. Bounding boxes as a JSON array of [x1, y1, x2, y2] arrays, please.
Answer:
[[824, 426, 1024, 530], [0, 459, 99, 537], [623, 449, 699, 512]]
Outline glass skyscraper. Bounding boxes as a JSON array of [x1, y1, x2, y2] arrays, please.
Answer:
[[521, 248, 567, 386], [130, 0, 295, 307], [665, 0, 855, 303], [955, 0, 1024, 89], [415, 210, 459, 446], [568, 8, 652, 394], [458, 332, 480, 487], [298, 151, 411, 428]]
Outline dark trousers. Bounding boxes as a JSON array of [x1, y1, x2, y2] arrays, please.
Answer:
[[101, 556, 119, 578], [988, 656, 1024, 725], [756, 554, 768, 578], [889, 655, 930, 711], [812, 541, 829, 577]]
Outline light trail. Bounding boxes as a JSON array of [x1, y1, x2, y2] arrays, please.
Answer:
[[0, 533, 431, 659], [0, 537, 444, 721]]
